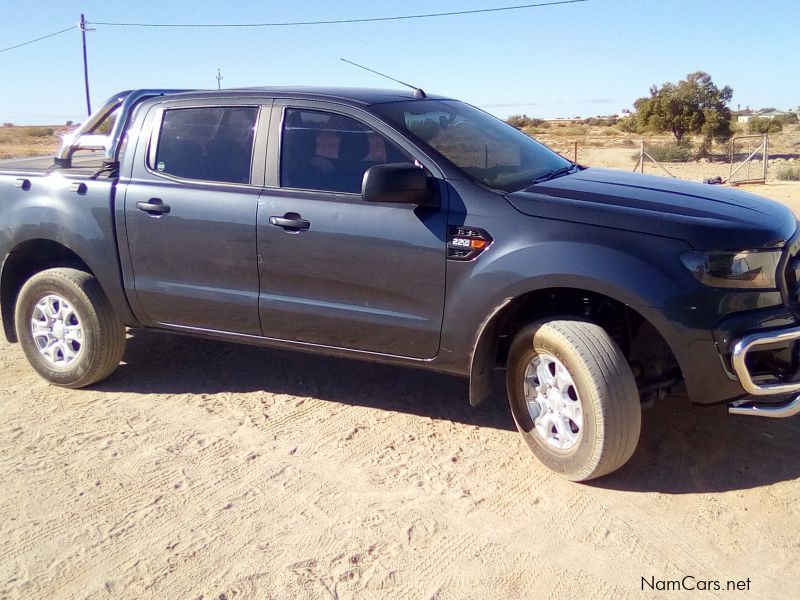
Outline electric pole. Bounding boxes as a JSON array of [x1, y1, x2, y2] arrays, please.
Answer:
[[80, 14, 94, 116], [216, 68, 223, 90]]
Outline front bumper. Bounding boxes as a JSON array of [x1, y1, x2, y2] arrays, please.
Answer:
[[731, 325, 800, 396], [728, 324, 800, 418], [729, 395, 800, 417]]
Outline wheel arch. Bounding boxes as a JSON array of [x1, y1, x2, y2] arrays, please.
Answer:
[[1, 239, 95, 343], [468, 284, 683, 406]]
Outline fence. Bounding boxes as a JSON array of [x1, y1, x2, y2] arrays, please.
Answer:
[[544, 134, 773, 186]]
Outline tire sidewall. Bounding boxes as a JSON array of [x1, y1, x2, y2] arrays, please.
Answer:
[[15, 273, 100, 386], [508, 324, 603, 479]]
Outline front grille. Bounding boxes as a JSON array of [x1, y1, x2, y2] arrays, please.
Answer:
[[788, 257, 800, 306], [782, 234, 800, 313]]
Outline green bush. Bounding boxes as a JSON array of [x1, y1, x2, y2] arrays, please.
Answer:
[[777, 165, 800, 181], [617, 118, 640, 133], [646, 142, 693, 162], [748, 117, 782, 134]]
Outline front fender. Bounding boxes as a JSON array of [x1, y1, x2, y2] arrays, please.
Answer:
[[439, 232, 749, 406]]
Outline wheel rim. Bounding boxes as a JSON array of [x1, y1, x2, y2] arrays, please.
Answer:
[[30, 294, 84, 367], [523, 353, 583, 450]]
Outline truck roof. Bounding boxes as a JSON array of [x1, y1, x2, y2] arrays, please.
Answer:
[[161, 86, 451, 106]]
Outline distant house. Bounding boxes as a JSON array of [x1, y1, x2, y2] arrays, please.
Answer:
[[757, 110, 788, 119], [738, 109, 788, 123]]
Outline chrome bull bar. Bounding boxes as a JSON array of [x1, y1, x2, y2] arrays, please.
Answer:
[[729, 325, 800, 417]]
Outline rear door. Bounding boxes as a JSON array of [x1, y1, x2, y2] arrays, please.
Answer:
[[122, 99, 269, 335], [256, 101, 448, 358]]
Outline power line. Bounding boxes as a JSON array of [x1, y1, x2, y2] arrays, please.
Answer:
[[87, 0, 589, 28], [0, 25, 77, 54]]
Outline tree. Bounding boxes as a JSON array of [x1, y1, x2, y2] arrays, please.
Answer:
[[632, 71, 733, 154]]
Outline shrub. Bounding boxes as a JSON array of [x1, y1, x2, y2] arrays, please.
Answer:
[[2, 122, 12, 128], [646, 141, 693, 162], [617, 118, 640, 133], [748, 117, 782, 134], [777, 165, 800, 181], [506, 115, 546, 129], [583, 117, 618, 127], [24, 126, 55, 138], [779, 113, 799, 125]]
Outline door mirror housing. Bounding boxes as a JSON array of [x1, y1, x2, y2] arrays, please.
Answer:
[[362, 163, 437, 206]]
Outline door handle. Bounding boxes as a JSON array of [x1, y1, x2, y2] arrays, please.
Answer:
[[136, 198, 171, 216], [269, 213, 310, 232]]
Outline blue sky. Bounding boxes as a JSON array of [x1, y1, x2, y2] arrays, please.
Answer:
[[1, 0, 798, 124]]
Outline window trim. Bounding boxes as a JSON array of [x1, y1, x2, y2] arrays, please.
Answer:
[[145, 103, 263, 188]]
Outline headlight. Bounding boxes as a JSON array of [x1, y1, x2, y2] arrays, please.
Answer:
[[680, 250, 781, 289]]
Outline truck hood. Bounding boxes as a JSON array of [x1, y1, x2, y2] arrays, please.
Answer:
[[505, 167, 796, 250]]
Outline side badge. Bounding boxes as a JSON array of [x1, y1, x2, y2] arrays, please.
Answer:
[[447, 226, 493, 261]]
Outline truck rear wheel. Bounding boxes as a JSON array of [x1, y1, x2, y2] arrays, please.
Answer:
[[14, 268, 126, 388], [506, 319, 640, 481]]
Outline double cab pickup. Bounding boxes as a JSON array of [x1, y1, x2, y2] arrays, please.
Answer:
[[2, 87, 799, 480]]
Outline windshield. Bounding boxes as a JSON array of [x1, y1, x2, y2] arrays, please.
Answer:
[[372, 99, 571, 192]]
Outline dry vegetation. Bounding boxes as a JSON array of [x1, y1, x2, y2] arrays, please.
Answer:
[[0, 124, 66, 159]]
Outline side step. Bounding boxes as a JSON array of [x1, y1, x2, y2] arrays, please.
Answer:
[[728, 394, 800, 418]]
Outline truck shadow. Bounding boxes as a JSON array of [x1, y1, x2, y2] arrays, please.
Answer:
[[594, 399, 800, 493], [99, 330, 800, 493], [97, 330, 514, 432]]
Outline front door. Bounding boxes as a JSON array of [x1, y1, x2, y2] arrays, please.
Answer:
[[257, 103, 447, 358], [124, 103, 266, 335]]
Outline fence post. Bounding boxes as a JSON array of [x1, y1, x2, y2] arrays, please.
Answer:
[[574, 140, 578, 163], [763, 134, 769, 182], [640, 141, 645, 173]]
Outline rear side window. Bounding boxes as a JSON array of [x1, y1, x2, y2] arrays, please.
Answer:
[[154, 106, 258, 184], [281, 108, 413, 193]]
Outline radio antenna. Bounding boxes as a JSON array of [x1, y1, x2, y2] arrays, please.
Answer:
[[340, 58, 426, 99]]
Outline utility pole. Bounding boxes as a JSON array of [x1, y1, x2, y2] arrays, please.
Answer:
[[216, 68, 223, 90], [80, 14, 94, 116]]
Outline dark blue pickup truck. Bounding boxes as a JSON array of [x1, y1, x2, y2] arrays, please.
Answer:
[[2, 87, 799, 480]]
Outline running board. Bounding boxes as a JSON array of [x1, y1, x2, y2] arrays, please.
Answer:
[[728, 394, 800, 418]]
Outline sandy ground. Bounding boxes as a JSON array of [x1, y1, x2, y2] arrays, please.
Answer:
[[2, 152, 800, 599]]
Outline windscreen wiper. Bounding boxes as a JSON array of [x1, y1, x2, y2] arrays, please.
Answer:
[[532, 163, 578, 184]]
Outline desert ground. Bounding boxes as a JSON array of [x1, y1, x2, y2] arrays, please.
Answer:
[[2, 125, 800, 599]]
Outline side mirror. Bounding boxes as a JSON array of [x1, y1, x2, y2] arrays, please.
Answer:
[[362, 163, 437, 206]]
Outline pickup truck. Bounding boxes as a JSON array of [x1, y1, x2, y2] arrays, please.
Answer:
[[2, 87, 799, 481]]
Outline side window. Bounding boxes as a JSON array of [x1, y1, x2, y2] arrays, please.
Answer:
[[280, 108, 413, 193], [154, 106, 258, 184]]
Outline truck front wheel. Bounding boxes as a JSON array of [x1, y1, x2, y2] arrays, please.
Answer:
[[14, 268, 126, 388], [506, 319, 641, 481]]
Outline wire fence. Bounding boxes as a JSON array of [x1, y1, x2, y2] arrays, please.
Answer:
[[545, 135, 779, 185]]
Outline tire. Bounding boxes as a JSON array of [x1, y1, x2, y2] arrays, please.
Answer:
[[506, 319, 640, 481], [14, 268, 126, 388]]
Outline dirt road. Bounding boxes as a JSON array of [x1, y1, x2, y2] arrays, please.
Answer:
[[1, 329, 798, 599]]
